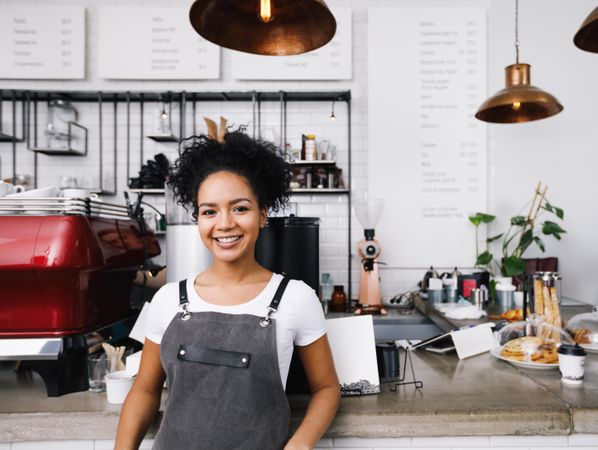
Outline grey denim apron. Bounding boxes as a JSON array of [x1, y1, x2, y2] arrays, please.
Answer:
[[152, 277, 292, 450]]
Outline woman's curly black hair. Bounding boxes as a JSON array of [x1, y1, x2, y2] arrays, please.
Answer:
[[167, 128, 292, 221]]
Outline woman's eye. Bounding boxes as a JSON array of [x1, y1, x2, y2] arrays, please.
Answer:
[[201, 209, 216, 216], [233, 206, 249, 213]]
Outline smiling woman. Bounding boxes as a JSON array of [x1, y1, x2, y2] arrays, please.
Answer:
[[113, 130, 340, 450]]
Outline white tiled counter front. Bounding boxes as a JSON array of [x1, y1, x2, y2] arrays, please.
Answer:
[[2, 435, 598, 449]]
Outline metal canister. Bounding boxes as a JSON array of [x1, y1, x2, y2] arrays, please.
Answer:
[[470, 288, 483, 310]]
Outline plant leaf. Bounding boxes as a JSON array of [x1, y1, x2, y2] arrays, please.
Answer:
[[554, 206, 564, 220], [542, 221, 566, 236], [503, 256, 526, 277], [542, 201, 553, 214], [486, 233, 503, 243], [469, 215, 482, 226], [518, 229, 534, 253], [533, 236, 545, 252], [479, 213, 496, 224], [469, 212, 495, 226], [476, 251, 493, 266], [511, 215, 527, 226]]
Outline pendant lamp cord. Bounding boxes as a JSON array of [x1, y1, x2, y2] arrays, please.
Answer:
[[514, 0, 520, 64]]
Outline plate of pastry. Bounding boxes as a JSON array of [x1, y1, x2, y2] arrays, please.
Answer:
[[491, 336, 560, 370]]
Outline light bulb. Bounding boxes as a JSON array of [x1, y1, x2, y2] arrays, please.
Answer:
[[512, 101, 521, 111], [160, 110, 168, 119], [329, 112, 336, 121], [259, 0, 274, 23]]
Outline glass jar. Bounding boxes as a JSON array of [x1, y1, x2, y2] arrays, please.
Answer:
[[532, 272, 563, 327], [330, 285, 347, 313], [304, 134, 317, 161]]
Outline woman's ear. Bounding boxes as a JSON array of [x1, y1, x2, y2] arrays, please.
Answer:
[[260, 209, 267, 228]]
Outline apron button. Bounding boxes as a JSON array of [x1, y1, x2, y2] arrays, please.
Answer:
[[179, 349, 186, 356], [241, 357, 247, 363]]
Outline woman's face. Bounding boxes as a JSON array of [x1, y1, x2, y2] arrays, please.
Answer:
[[196, 171, 266, 264]]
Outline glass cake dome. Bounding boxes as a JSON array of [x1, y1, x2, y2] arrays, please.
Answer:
[[566, 306, 598, 354]]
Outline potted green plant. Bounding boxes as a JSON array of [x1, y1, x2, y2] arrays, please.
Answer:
[[469, 182, 566, 277], [499, 182, 565, 277]]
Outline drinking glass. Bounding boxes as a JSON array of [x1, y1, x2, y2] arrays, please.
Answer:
[[87, 354, 108, 393]]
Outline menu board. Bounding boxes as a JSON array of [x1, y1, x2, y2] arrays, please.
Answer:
[[98, 7, 220, 79], [231, 8, 351, 80], [368, 6, 487, 268], [0, 6, 85, 79]]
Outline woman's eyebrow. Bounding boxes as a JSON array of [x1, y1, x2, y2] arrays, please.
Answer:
[[198, 198, 252, 208]]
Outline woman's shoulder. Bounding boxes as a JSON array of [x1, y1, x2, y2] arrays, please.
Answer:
[[284, 277, 317, 297], [277, 276, 319, 311], [149, 280, 183, 310]]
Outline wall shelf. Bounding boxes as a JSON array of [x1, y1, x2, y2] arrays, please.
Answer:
[[0, 133, 23, 143], [292, 188, 349, 194], [128, 188, 165, 195], [29, 147, 86, 156], [146, 133, 178, 143], [290, 160, 336, 166]]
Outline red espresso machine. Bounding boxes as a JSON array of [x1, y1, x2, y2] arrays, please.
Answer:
[[0, 196, 160, 396]]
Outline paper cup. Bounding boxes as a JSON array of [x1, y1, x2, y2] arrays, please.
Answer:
[[558, 344, 586, 385], [105, 370, 134, 404]]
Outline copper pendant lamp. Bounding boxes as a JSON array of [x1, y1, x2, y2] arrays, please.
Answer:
[[189, 0, 337, 56], [475, 0, 563, 123], [574, 7, 598, 53]]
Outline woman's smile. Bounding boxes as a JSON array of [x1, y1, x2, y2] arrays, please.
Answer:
[[213, 235, 243, 248]]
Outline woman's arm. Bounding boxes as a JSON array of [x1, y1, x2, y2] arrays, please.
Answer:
[[284, 335, 340, 450], [114, 339, 166, 450]]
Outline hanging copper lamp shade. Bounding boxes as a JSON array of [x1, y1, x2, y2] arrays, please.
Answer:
[[475, 64, 563, 123], [189, 0, 336, 56], [574, 7, 598, 53]]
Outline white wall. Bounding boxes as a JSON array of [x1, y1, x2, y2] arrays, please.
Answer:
[[1, 0, 596, 304], [488, 0, 598, 304]]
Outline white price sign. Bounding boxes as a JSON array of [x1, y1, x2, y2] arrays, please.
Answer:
[[368, 6, 488, 268], [98, 6, 220, 80], [0, 5, 85, 79]]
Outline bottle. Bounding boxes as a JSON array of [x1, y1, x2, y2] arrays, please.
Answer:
[[320, 273, 333, 314], [304, 134, 317, 161], [331, 285, 347, 313], [327, 170, 336, 188]]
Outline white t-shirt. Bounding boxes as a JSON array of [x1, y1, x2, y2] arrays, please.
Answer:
[[145, 273, 327, 387]]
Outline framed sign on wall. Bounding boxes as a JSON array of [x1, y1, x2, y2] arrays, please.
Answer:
[[0, 5, 85, 79], [98, 6, 220, 80], [368, 6, 488, 268]]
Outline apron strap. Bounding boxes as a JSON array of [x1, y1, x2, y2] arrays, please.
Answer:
[[178, 279, 191, 320], [260, 276, 290, 327], [267, 276, 291, 312], [179, 279, 189, 306]]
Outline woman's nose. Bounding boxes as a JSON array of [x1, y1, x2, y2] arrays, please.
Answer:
[[216, 211, 234, 229]]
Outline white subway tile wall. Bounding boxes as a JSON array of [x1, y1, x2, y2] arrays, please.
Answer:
[[2, 435, 598, 449], [0, 0, 496, 299]]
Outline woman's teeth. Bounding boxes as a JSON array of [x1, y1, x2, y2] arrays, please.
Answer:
[[216, 236, 241, 243]]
